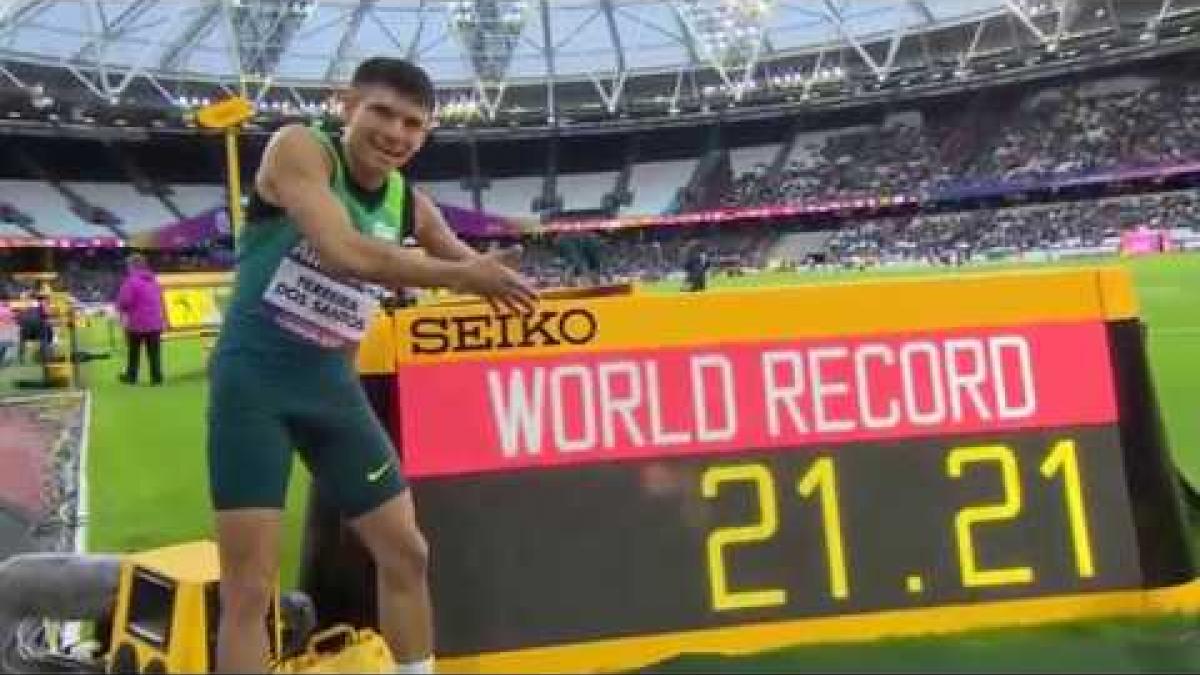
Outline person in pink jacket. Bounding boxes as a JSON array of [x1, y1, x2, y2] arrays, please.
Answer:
[[0, 300, 15, 366], [116, 253, 166, 385]]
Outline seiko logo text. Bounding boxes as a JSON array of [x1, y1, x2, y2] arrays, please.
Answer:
[[410, 308, 598, 354]]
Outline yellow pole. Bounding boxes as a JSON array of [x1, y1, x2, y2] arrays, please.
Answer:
[[225, 126, 245, 242], [196, 93, 253, 243]]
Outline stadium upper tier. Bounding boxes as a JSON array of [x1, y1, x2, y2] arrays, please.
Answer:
[[1, 0, 1199, 132], [4, 62, 1200, 239], [727, 73, 1200, 207]]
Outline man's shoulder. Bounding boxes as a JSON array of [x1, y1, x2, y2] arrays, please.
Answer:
[[274, 122, 318, 141], [264, 124, 334, 181]]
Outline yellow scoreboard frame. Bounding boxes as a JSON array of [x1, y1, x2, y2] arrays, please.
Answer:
[[295, 266, 1200, 674]]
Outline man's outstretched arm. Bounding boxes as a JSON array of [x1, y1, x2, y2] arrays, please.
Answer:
[[258, 125, 536, 311]]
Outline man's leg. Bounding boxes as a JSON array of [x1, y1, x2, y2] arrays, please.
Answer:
[[296, 364, 432, 672], [208, 351, 296, 673], [122, 331, 142, 383], [350, 492, 433, 672], [214, 508, 282, 673], [147, 331, 163, 384]]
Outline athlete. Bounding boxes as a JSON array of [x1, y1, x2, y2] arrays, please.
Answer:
[[206, 57, 536, 673]]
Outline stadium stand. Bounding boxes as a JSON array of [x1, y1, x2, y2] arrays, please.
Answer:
[[558, 172, 620, 212], [165, 185, 225, 218], [960, 79, 1200, 184], [67, 183, 177, 234], [768, 230, 840, 266], [417, 180, 475, 210], [514, 188, 1200, 283], [0, 181, 106, 238], [625, 159, 699, 215], [0, 223, 29, 237], [825, 190, 1200, 264], [482, 176, 544, 217], [725, 75, 1200, 208]]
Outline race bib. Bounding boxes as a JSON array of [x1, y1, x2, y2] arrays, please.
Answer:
[[262, 241, 378, 349]]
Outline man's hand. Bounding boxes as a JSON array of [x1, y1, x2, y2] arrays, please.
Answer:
[[451, 248, 538, 315], [492, 244, 524, 270]]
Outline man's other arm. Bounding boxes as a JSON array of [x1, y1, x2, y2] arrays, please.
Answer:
[[411, 188, 481, 262]]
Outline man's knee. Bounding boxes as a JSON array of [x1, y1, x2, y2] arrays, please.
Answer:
[[375, 529, 429, 585], [352, 493, 429, 585], [219, 571, 275, 619], [215, 510, 282, 621]]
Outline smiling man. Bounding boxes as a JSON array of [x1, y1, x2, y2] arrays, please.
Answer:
[[206, 57, 536, 673]]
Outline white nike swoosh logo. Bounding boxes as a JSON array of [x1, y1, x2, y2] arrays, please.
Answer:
[[367, 463, 393, 482]]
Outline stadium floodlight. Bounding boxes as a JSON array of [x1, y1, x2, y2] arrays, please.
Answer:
[[671, 0, 775, 99], [229, 0, 318, 87], [445, 0, 531, 119]]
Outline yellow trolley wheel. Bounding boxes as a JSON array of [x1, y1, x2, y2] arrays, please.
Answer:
[[107, 642, 138, 674]]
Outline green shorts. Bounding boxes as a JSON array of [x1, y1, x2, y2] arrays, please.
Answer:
[[206, 351, 406, 519]]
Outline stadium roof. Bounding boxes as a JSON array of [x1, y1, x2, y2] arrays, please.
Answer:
[[0, 1, 1012, 85], [0, 0, 1197, 129]]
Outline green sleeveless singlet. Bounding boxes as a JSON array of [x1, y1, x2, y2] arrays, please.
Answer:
[[206, 125, 412, 517]]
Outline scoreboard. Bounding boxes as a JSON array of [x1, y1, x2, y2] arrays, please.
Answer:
[[299, 267, 1197, 673]]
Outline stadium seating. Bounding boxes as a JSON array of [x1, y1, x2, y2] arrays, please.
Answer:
[[725, 76, 1200, 208], [67, 183, 177, 234], [825, 189, 1200, 264], [626, 159, 698, 215], [417, 180, 475, 210], [0, 181, 105, 238], [0, 222, 28, 237], [166, 185, 225, 218], [558, 172, 620, 212], [481, 176, 544, 217], [769, 231, 839, 266]]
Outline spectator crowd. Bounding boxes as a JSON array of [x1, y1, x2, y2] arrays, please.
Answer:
[[727, 76, 1200, 207]]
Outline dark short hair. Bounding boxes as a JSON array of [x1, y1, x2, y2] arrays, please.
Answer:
[[351, 57, 435, 112]]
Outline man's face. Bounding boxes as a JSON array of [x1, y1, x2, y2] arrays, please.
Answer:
[[342, 85, 432, 174]]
